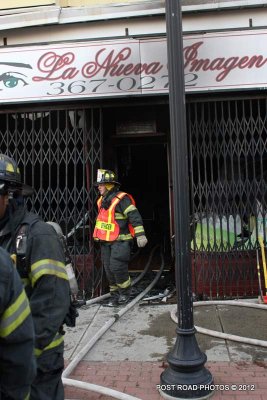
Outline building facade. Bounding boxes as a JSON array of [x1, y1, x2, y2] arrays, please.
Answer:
[[1, 0, 267, 298]]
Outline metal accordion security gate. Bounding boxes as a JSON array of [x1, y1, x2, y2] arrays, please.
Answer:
[[0, 105, 102, 298], [188, 95, 267, 299]]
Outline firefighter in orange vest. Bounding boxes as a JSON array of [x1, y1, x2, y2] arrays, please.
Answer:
[[93, 169, 148, 306]]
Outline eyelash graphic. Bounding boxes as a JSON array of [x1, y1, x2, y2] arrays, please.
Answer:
[[0, 72, 28, 88]]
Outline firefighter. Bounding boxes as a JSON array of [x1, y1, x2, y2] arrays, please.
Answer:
[[0, 154, 70, 400], [93, 169, 148, 306], [0, 246, 36, 400]]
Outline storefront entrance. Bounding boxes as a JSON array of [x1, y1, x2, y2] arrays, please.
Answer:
[[1, 94, 267, 299]]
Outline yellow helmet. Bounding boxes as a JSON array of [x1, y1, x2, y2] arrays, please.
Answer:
[[94, 169, 120, 186]]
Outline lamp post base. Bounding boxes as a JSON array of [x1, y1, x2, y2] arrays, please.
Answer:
[[159, 328, 214, 399]]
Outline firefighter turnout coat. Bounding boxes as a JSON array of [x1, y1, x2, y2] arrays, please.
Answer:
[[93, 189, 146, 292], [0, 201, 70, 398], [0, 247, 35, 400]]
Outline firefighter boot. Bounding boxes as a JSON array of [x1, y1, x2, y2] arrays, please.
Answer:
[[118, 287, 132, 305], [106, 291, 120, 307]]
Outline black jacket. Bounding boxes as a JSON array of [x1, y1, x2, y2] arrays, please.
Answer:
[[0, 247, 36, 399], [0, 202, 70, 357]]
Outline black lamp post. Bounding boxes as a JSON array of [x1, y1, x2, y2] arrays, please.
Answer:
[[159, 1, 214, 399]]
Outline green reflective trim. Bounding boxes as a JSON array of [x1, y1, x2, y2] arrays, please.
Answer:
[[0, 290, 31, 338], [34, 348, 42, 357], [117, 277, 131, 289], [31, 259, 68, 286], [117, 234, 133, 241], [34, 333, 64, 357], [134, 226, 145, 234], [124, 204, 137, 215], [24, 392, 30, 400], [110, 285, 119, 292], [115, 212, 127, 220], [22, 278, 30, 287]]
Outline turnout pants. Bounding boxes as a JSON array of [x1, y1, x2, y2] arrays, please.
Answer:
[[101, 241, 131, 290], [30, 344, 64, 400]]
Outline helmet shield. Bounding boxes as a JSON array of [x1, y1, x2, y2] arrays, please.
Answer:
[[0, 154, 34, 197], [94, 169, 120, 186]]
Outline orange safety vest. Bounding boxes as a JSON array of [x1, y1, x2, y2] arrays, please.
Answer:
[[93, 192, 135, 241]]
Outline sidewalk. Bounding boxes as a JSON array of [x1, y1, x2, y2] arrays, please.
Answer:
[[64, 301, 267, 399], [65, 360, 267, 399]]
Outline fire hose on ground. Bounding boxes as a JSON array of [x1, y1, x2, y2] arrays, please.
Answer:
[[62, 246, 165, 400], [170, 300, 267, 347]]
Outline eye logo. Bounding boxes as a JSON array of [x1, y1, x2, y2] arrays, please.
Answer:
[[0, 62, 32, 91], [0, 72, 28, 89]]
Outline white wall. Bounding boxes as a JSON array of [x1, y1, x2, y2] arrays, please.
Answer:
[[1, 7, 267, 47]]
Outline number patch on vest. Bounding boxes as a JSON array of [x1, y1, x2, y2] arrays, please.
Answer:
[[96, 221, 115, 231]]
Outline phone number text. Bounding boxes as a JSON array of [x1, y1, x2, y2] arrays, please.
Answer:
[[46, 73, 198, 96]]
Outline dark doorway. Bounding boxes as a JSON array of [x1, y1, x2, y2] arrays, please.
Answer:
[[102, 103, 171, 270], [116, 142, 171, 262]]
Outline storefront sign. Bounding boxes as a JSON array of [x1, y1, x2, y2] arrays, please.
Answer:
[[1, 30, 267, 103]]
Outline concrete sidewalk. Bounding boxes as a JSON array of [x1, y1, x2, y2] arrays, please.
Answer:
[[64, 300, 267, 399]]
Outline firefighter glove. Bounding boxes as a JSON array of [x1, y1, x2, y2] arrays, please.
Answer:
[[137, 235, 148, 248]]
